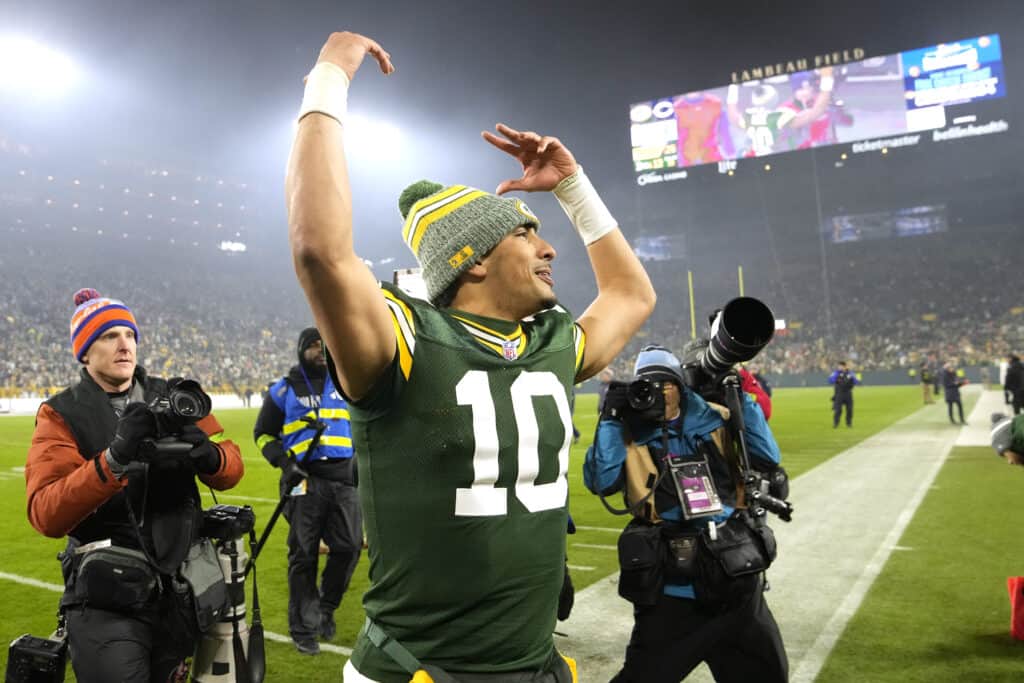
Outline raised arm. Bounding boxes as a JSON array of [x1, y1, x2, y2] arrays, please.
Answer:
[[785, 66, 834, 129], [286, 32, 396, 400], [482, 124, 656, 381]]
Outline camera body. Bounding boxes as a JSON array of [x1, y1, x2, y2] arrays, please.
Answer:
[[201, 504, 256, 542], [603, 378, 668, 427], [5, 632, 67, 683], [148, 379, 213, 439]]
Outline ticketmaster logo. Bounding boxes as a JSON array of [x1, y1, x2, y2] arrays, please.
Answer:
[[851, 135, 921, 153]]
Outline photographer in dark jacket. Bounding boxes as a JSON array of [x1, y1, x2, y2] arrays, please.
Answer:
[[254, 327, 361, 655], [1005, 355, 1024, 416], [584, 346, 787, 683], [25, 288, 244, 683], [943, 361, 968, 425]]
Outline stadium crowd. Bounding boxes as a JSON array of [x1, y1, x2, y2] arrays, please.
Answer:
[[3, 220, 1021, 397], [2, 141, 1021, 398]]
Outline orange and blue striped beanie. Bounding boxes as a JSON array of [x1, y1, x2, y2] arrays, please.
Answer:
[[69, 288, 139, 362]]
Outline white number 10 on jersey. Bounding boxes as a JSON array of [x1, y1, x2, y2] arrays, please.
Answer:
[[454, 370, 572, 517]]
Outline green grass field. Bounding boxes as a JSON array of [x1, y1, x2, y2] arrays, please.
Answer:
[[2, 385, 1020, 680]]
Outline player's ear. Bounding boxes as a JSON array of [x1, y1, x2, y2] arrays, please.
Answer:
[[465, 259, 487, 279]]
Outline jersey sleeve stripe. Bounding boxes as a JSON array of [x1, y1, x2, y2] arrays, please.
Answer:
[[391, 314, 414, 380], [382, 289, 416, 336], [573, 323, 586, 375]]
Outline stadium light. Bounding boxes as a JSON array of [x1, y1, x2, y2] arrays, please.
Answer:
[[0, 35, 81, 97], [290, 112, 406, 163]]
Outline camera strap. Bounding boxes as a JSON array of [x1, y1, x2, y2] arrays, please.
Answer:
[[596, 428, 669, 519]]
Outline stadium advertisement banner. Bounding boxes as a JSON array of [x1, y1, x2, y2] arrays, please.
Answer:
[[630, 34, 1008, 185]]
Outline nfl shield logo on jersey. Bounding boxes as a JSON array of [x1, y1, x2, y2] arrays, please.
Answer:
[[502, 339, 519, 361]]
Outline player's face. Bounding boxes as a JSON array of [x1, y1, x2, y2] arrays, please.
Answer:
[[82, 325, 137, 392], [487, 225, 557, 315]]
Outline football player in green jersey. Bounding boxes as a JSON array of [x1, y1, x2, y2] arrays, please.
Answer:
[[286, 31, 656, 683], [725, 66, 834, 157]]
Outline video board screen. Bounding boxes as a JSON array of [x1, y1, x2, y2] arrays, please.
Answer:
[[630, 34, 1008, 184], [822, 204, 948, 244]]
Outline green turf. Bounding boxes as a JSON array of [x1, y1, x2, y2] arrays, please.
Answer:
[[0, 385, 975, 680], [818, 446, 1024, 682]]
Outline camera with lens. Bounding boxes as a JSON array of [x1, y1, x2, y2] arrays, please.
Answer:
[[149, 378, 213, 438], [681, 297, 775, 396], [602, 377, 668, 429], [139, 378, 213, 461]]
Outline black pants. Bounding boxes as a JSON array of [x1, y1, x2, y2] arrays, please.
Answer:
[[947, 399, 965, 424], [610, 578, 788, 683], [1012, 390, 1024, 416], [66, 597, 197, 683], [833, 395, 853, 427], [284, 475, 362, 641]]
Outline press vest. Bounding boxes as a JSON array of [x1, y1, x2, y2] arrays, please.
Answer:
[[267, 374, 353, 463]]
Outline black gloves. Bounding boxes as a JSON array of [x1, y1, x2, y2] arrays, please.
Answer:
[[179, 424, 222, 474], [600, 381, 631, 421], [280, 458, 309, 491], [109, 403, 157, 466]]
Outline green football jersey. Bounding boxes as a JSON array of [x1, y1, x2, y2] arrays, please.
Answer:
[[743, 107, 795, 156], [347, 282, 585, 681]]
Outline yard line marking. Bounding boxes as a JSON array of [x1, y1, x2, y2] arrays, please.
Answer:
[[0, 571, 64, 593], [573, 525, 621, 533], [572, 543, 616, 551], [567, 565, 596, 572]]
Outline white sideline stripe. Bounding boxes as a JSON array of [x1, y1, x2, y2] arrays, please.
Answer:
[[571, 543, 616, 551], [0, 571, 64, 593], [199, 493, 279, 505], [0, 571, 351, 657], [261, 630, 351, 656], [567, 564, 596, 572], [789, 430, 956, 682], [573, 525, 620, 533], [955, 388, 1009, 446]]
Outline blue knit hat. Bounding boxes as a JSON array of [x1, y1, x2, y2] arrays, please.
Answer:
[[633, 345, 684, 386]]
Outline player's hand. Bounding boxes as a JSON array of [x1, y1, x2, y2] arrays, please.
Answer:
[[482, 123, 578, 195], [315, 31, 394, 81], [818, 66, 834, 78]]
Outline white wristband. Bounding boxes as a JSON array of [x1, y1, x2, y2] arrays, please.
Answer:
[[552, 166, 617, 246], [298, 62, 350, 125], [727, 83, 740, 104], [820, 76, 834, 92]]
